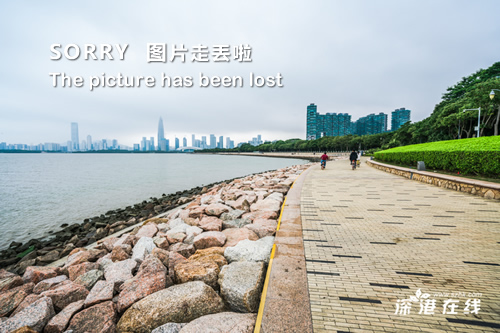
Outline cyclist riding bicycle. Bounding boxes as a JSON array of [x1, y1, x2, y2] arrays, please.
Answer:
[[349, 150, 358, 170], [320, 152, 329, 170]]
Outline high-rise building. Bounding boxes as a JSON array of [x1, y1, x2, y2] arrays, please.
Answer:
[[183, 137, 187, 147], [391, 108, 411, 131], [306, 104, 318, 140], [201, 136, 207, 149], [175, 137, 180, 150], [141, 137, 147, 151], [192, 134, 196, 147], [150, 137, 155, 151], [218, 136, 223, 149], [71, 122, 79, 151], [87, 135, 92, 151], [353, 113, 387, 136], [158, 117, 165, 151], [210, 134, 216, 149], [306, 104, 352, 140]]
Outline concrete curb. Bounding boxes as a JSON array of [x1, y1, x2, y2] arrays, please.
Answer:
[[256, 164, 315, 333], [367, 160, 500, 200]]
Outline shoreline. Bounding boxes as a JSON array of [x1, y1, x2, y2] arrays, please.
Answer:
[[0, 164, 309, 273]]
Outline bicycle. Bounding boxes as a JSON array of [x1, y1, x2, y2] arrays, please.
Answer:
[[351, 160, 356, 170]]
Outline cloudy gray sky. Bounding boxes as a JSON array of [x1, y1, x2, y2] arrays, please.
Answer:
[[1, 0, 499, 147]]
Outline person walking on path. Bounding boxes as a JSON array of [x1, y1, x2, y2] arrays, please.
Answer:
[[320, 152, 329, 170], [349, 150, 358, 170], [356, 151, 361, 168]]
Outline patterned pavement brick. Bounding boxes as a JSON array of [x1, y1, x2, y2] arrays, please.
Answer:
[[301, 158, 500, 332]]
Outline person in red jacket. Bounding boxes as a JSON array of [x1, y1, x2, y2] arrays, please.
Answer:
[[320, 152, 329, 170]]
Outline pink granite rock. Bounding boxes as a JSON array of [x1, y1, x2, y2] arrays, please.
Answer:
[[199, 216, 223, 232], [150, 248, 169, 268], [33, 275, 68, 294], [0, 296, 55, 333], [188, 206, 205, 219], [168, 252, 187, 283], [63, 250, 92, 268], [0, 270, 23, 292], [179, 312, 256, 333], [0, 283, 34, 317], [66, 301, 116, 333], [222, 228, 259, 247], [43, 300, 84, 333], [168, 243, 196, 258], [116, 256, 167, 312], [174, 260, 220, 289], [111, 246, 130, 262], [84, 280, 114, 308], [244, 218, 278, 238], [136, 223, 158, 238], [99, 237, 118, 252], [68, 262, 99, 281], [204, 203, 231, 217], [193, 231, 226, 249], [10, 294, 44, 317], [40, 282, 89, 311], [22, 267, 58, 285], [166, 232, 186, 244], [242, 211, 278, 221], [153, 237, 170, 250], [113, 234, 135, 248]]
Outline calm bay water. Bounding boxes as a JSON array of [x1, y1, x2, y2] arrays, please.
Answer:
[[0, 153, 306, 249]]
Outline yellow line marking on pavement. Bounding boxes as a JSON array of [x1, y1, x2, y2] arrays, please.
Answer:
[[254, 243, 276, 333], [276, 197, 287, 231]]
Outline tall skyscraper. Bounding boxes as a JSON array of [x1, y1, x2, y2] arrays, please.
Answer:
[[306, 104, 318, 140], [141, 137, 147, 151], [218, 136, 223, 149], [210, 134, 216, 149], [175, 137, 180, 150], [192, 134, 196, 147], [183, 137, 187, 147], [391, 108, 411, 131], [150, 137, 155, 151], [158, 117, 165, 151], [87, 135, 92, 151], [71, 122, 79, 151], [306, 104, 352, 140], [201, 136, 207, 149]]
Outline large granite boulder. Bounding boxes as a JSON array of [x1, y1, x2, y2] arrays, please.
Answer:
[[218, 262, 266, 312], [136, 222, 158, 238], [193, 232, 226, 249], [66, 301, 116, 333], [0, 270, 23, 292], [179, 312, 256, 333], [220, 209, 245, 221], [43, 300, 84, 333], [244, 218, 278, 238], [184, 226, 203, 244], [84, 280, 114, 307], [22, 267, 58, 285], [68, 262, 99, 281], [40, 282, 89, 311], [103, 259, 137, 289], [169, 243, 195, 258], [174, 260, 220, 289], [117, 281, 224, 333], [204, 203, 231, 217], [221, 218, 252, 230], [116, 255, 167, 313], [152, 323, 185, 333], [73, 269, 103, 291], [224, 236, 274, 263], [33, 275, 68, 294], [222, 228, 259, 248], [198, 216, 223, 232], [0, 283, 34, 317], [0, 297, 55, 333], [63, 250, 92, 268], [131, 237, 157, 263], [111, 245, 131, 262]]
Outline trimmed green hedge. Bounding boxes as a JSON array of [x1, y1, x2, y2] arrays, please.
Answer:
[[374, 136, 500, 177]]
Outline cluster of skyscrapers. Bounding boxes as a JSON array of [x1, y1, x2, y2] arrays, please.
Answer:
[[306, 104, 411, 140]]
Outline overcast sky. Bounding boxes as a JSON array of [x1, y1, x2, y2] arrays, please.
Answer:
[[1, 0, 499, 147]]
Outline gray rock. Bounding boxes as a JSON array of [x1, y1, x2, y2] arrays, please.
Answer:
[[218, 262, 265, 312], [184, 226, 203, 244], [104, 259, 136, 289], [179, 312, 256, 333], [0, 296, 55, 333], [167, 223, 190, 236], [151, 323, 186, 333], [168, 218, 185, 229], [220, 210, 246, 221], [84, 280, 114, 307], [132, 237, 156, 263], [44, 300, 84, 333], [224, 236, 274, 264], [117, 281, 225, 333], [222, 218, 252, 229]]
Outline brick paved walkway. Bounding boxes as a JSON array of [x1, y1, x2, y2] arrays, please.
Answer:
[[301, 159, 500, 332]]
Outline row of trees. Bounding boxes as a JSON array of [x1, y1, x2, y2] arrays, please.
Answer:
[[201, 62, 500, 154]]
